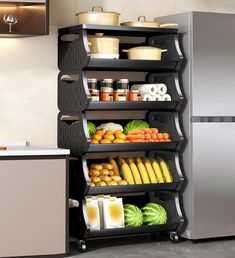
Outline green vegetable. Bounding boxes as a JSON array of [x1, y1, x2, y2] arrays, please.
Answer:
[[124, 120, 149, 135], [124, 204, 143, 227], [87, 121, 96, 137], [142, 203, 167, 225]]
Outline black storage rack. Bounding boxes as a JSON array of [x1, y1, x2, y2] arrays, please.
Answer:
[[58, 24, 186, 252]]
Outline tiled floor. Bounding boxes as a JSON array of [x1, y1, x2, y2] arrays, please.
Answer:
[[68, 235, 235, 258]]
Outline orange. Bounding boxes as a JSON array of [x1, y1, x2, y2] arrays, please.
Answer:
[[116, 133, 126, 140], [96, 130, 103, 136], [103, 134, 115, 141], [92, 134, 102, 142], [100, 139, 112, 144], [105, 130, 114, 135], [91, 139, 99, 144], [115, 130, 123, 136], [113, 139, 125, 144]]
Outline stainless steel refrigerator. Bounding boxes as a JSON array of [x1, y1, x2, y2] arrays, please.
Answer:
[[156, 11, 235, 240]]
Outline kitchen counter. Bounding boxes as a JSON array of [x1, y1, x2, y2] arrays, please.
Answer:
[[0, 146, 70, 156]]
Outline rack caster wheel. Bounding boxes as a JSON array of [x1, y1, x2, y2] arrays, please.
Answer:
[[170, 232, 179, 243], [78, 240, 87, 253]]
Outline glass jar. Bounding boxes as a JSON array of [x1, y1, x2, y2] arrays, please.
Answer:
[[100, 79, 113, 91], [90, 89, 100, 101], [116, 79, 129, 90], [100, 89, 113, 101], [114, 89, 127, 101], [87, 78, 98, 90], [129, 90, 141, 101]]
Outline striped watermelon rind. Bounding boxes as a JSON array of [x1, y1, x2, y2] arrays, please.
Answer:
[[124, 204, 143, 227], [142, 203, 167, 225]]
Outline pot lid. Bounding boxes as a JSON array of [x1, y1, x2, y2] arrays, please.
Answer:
[[130, 46, 163, 50]]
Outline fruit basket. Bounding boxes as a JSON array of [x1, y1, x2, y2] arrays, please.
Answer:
[[70, 151, 184, 195], [58, 111, 184, 155]]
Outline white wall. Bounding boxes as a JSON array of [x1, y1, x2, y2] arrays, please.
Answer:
[[0, 0, 235, 146]]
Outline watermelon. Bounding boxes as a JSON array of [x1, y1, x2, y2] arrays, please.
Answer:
[[124, 204, 143, 227], [87, 121, 96, 137], [124, 120, 149, 135], [142, 203, 167, 225]]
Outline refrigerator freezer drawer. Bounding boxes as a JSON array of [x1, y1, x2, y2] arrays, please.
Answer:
[[192, 122, 235, 239]]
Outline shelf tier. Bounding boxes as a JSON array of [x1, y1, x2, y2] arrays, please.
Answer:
[[58, 28, 183, 72], [77, 192, 184, 240], [58, 24, 178, 37], [58, 111, 184, 155], [58, 72, 184, 112], [88, 223, 178, 238]]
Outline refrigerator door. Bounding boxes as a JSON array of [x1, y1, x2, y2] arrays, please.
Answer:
[[192, 12, 235, 116], [192, 122, 235, 239]]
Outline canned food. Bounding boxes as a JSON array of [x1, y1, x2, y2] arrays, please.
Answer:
[[114, 89, 127, 101], [100, 90, 113, 101], [129, 90, 141, 101], [90, 89, 100, 101]]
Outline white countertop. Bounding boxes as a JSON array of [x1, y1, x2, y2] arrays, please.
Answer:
[[0, 146, 70, 157]]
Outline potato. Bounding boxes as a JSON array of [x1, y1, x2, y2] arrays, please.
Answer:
[[118, 180, 128, 185], [101, 163, 114, 170], [90, 164, 103, 170], [100, 176, 112, 182], [107, 181, 118, 186], [91, 177, 101, 183], [89, 169, 100, 177], [95, 181, 107, 187], [111, 176, 122, 182], [109, 170, 115, 176], [90, 182, 95, 187], [100, 169, 110, 176]]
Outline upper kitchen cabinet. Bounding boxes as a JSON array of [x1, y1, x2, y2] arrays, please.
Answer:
[[0, 0, 49, 37]]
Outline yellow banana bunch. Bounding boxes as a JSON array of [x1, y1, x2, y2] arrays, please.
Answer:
[[159, 159, 173, 183], [136, 157, 150, 184], [119, 158, 135, 184], [127, 158, 142, 184], [151, 159, 165, 183], [144, 159, 158, 183]]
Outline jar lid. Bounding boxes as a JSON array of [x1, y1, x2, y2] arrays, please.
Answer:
[[88, 78, 97, 82], [101, 89, 113, 92], [117, 79, 129, 83], [115, 89, 125, 93], [102, 79, 113, 83], [90, 89, 99, 92]]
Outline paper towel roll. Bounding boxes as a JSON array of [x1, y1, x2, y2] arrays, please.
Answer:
[[131, 84, 158, 95], [142, 93, 153, 101], [157, 83, 167, 95], [152, 94, 162, 101], [161, 94, 172, 101]]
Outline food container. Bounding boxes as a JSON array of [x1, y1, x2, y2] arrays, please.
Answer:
[[87, 78, 98, 90], [100, 89, 113, 101], [122, 46, 167, 61], [129, 90, 141, 101], [120, 16, 178, 28], [88, 33, 120, 56], [90, 89, 100, 101], [76, 6, 120, 26], [114, 89, 127, 101], [85, 197, 101, 230], [103, 197, 124, 229], [100, 79, 113, 91]]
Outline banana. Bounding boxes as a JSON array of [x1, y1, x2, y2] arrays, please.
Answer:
[[127, 158, 142, 184], [119, 158, 135, 184], [136, 157, 150, 184], [108, 157, 120, 176], [144, 159, 158, 183], [159, 159, 173, 183], [151, 159, 165, 183]]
